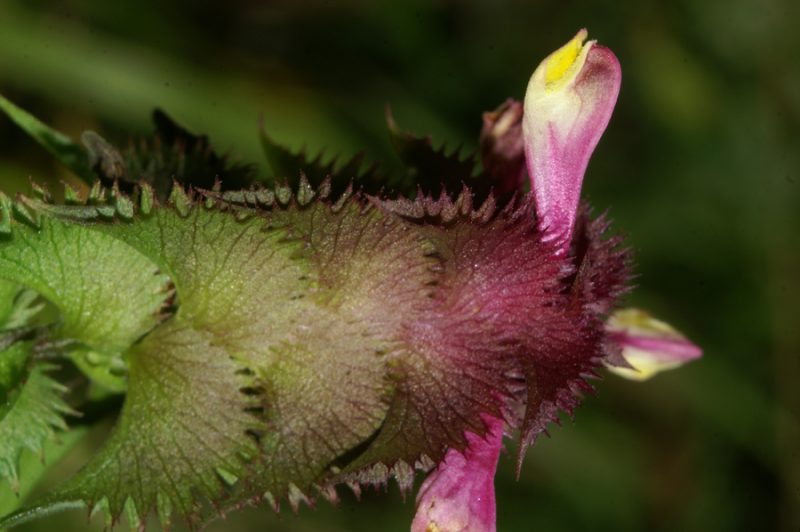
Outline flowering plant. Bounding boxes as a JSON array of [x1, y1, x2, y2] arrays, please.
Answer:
[[0, 30, 699, 531]]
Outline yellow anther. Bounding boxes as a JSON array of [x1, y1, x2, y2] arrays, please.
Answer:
[[545, 29, 588, 86]]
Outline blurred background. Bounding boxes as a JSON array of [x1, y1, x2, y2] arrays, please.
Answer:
[[1, 0, 798, 530]]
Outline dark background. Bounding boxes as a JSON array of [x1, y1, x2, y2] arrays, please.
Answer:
[[0, 0, 798, 530]]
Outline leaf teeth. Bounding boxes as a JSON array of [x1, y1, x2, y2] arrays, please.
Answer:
[[337, 459, 421, 498], [255, 188, 275, 207], [345, 481, 362, 501], [96, 203, 116, 219], [88, 180, 105, 204], [296, 173, 315, 206], [263, 491, 279, 513], [274, 183, 292, 206], [11, 199, 41, 229], [124, 497, 142, 531], [373, 186, 500, 226], [156, 492, 173, 530], [1, 362, 75, 491], [315, 484, 339, 505], [168, 182, 192, 217], [330, 184, 353, 213], [391, 460, 415, 496], [113, 183, 134, 220], [30, 182, 51, 203], [139, 183, 155, 215], [90, 498, 113, 529], [287, 483, 311, 513], [63, 182, 82, 205], [317, 177, 332, 200], [474, 194, 497, 223]]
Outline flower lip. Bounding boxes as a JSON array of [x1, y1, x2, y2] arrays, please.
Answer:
[[607, 331, 703, 362], [543, 28, 591, 89]]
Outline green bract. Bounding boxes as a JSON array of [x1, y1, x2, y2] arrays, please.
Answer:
[[0, 176, 497, 527]]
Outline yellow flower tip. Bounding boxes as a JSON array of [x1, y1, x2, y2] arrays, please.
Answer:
[[541, 28, 593, 91]]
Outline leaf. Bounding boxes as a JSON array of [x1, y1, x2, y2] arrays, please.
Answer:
[[0, 426, 87, 517], [124, 109, 256, 200], [49, 321, 263, 528], [260, 124, 387, 199], [1, 183, 440, 527], [0, 343, 74, 491], [0, 93, 93, 182], [260, 111, 490, 203], [0, 194, 171, 357], [386, 108, 487, 199], [1, 278, 45, 335]]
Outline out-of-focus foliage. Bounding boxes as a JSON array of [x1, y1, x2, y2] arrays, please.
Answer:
[[0, 0, 797, 530]]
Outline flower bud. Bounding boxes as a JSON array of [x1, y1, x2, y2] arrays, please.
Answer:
[[479, 98, 525, 196], [523, 29, 621, 252], [605, 308, 702, 381]]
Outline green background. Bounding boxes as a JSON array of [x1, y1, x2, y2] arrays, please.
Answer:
[[1, 0, 798, 530]]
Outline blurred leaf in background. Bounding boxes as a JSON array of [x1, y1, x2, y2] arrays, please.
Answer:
[[1, 0, 798, 530]]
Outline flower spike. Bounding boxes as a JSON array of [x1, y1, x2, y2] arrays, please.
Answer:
[[605, 308, 702, 381], [523, 29, 621, 252]]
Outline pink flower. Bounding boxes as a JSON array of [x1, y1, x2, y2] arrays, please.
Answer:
[[411, 29, 624, 532], [605, 308, 702, 381], [522, 29, 621, 253], [411, 416, 504, 532]]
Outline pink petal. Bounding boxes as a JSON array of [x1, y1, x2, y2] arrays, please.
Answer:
[[412, 416, 504, 532], [605, 308, 702, 381], [523, 29, 622, 252]]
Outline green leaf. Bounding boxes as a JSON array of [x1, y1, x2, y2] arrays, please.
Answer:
[[48, 320, 263, 529], [0, 93, 93, 183], [0, 200, 171, 358], [0, 184, 439, 527], [260, 111, 486, 202], [0, 282, 45, 333], [0, 426, 87, 518], [260, 125, 388, 199], [124, 109, 256, 201], [0, 346, 74, 491], [386, 108, 486, 198]]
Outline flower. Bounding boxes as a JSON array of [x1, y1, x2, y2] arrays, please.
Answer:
[[411, 416, 504, 532], [605, 308, 702, 381], [522, 28, 621, 252], [411, 29, 699, 532]]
